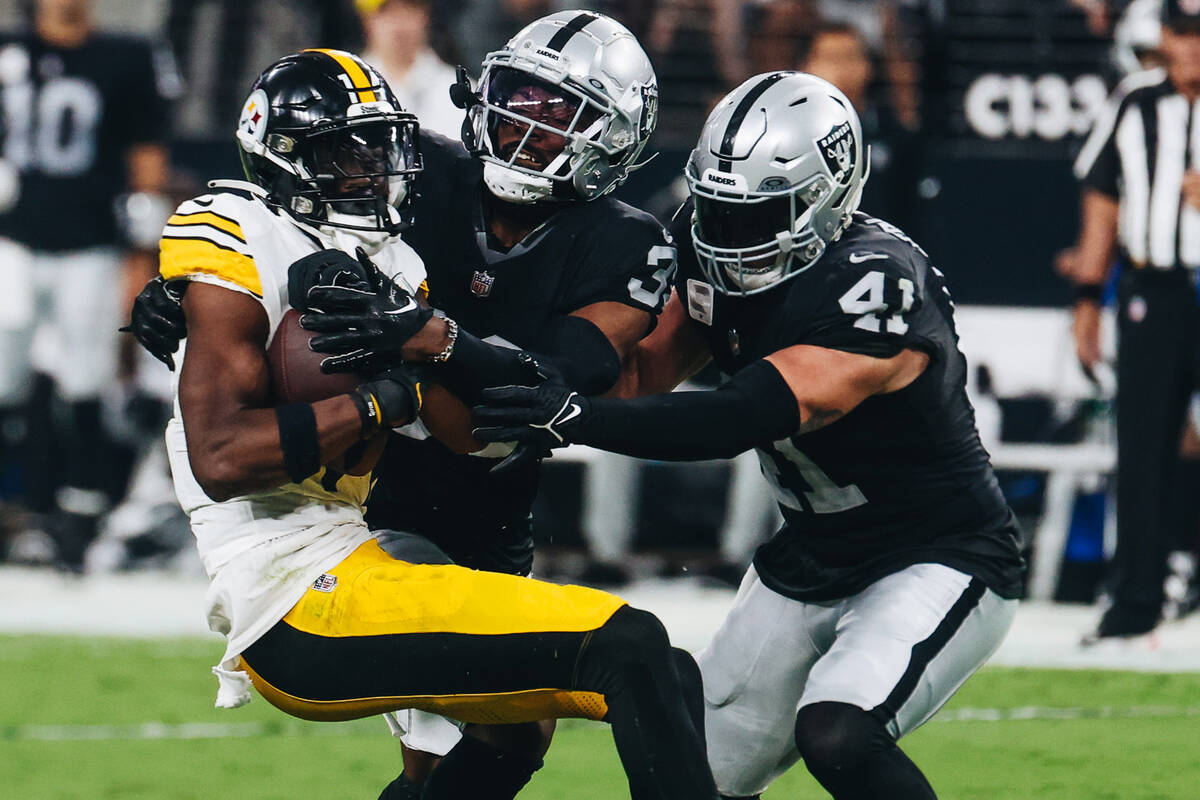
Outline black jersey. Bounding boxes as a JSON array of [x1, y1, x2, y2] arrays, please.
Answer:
[[672, 206, 1024, 601], [365, 134, 676, 568], [0, 31, 176, 251]]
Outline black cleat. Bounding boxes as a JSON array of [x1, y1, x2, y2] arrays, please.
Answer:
[[1080, 605, 1159, 646]]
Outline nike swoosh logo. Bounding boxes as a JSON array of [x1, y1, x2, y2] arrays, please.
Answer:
[[385, 297, 418, 315], [557, 403, 582, 426], [848, 252, 889, 263]]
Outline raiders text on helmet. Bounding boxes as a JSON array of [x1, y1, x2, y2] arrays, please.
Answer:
[[686, 72, 870, 295], [458, 11, 658, 203], [236, 49, 422, 235]]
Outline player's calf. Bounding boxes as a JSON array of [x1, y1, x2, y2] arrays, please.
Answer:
[[418, 730, 544, 800], [576, 606, 717, 799], [794, 702, 935, 800]]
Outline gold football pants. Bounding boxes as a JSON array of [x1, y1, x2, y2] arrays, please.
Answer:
[[240, 538, 626, 724]]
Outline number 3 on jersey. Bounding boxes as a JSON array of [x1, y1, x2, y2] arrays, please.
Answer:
[[627, 245, 677, 308], [838, 270, 914, 334]]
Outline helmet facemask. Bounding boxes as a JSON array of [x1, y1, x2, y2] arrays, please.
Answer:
[[689, 169, 834, 296], [467, 66, 627, 203], [240, 113, 421, 235]]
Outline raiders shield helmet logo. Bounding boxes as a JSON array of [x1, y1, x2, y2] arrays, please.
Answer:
[[816, 121, 856, 185]]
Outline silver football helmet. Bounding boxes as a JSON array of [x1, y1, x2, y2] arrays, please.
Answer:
[[461, 10, 658, 203], [686, 72, 869, 295]]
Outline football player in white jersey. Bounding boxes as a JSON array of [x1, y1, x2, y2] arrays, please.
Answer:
[[157, 49, 717, 800]]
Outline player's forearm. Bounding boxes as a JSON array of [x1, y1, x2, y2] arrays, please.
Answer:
[[575, 360, 799, 461], [431, 316, 623, 402], [609, 299, 713, 399], [610, 337, 709, 399], [184, 396, 364, 501], [1074, 189, 1120, 286]]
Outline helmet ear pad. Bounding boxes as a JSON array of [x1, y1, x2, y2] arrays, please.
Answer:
[[569, 144, 612, 201]]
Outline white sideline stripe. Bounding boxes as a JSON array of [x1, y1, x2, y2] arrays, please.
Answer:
[[9, 705, 1200, 742], [932, 704, 1200, 723], [6, 719, 379, 741]]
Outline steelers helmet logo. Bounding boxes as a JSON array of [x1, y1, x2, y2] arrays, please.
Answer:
[[239, 88, 270, 143]]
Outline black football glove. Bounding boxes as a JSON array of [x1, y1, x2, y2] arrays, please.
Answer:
[[286, 248, 376, 310], [471, 354, 591, 474], [300, 247, 433, 375], [353, 365, 424, 436], [119, 275, 188, 371]]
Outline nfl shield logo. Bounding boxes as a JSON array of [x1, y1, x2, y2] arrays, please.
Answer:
[[470, 270, 495, 297], [312, 574, 337, 593]]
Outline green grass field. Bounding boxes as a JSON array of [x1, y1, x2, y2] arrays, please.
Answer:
[[3, 635, 1198, 799]]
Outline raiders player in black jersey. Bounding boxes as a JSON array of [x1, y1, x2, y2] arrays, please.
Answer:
[[122, 13, 685, 800], [321, 15, 675, 797], [473, 73, 1024, 800], [0, 0, 178, 568]]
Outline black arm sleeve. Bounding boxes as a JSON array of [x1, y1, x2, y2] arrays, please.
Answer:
[[432, 316, 622, 402], [531, 315, 623, 395], [575, 359, 800, 461]]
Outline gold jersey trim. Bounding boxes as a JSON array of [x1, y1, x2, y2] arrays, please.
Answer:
[[159, 237, 263, 297], [166, 211, 248, 244]]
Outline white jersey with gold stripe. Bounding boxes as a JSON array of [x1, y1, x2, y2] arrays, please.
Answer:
[[159, 180, 427, 706]]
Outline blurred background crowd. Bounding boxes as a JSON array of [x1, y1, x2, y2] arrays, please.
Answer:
[[0, 0, 1195, 624]]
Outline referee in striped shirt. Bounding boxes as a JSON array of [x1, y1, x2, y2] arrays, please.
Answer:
[[1072, 0, 1200, 641]]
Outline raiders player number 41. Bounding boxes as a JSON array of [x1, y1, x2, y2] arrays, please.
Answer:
[[474, 72, 1025, 800]]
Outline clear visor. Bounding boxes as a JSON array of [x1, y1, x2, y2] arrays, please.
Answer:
[[306, 119, 419, 216], [480, 67, 602, 176]]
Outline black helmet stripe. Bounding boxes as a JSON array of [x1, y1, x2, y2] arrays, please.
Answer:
[[717, 72, 790, 172], [545, 12, 599, 52]]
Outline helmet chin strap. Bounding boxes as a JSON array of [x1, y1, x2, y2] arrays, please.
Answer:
[[321, 207, 401, 255]]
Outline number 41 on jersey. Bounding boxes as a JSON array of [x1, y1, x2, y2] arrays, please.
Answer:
[[838, 270, 914, 334]]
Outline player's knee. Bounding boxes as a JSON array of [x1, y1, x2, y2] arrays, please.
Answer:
[[794, 702, 889, 777], [670, 647, 702, 697], [582, 606, 673, 686], [463, 719, 556, 759]]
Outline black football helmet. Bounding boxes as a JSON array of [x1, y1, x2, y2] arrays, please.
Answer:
[[236, 49, 421, 234]]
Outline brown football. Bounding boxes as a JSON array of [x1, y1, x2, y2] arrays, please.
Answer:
[[266, 308, 484, 461], [266, 308, 384, 475], [267, 308, 359, 404]]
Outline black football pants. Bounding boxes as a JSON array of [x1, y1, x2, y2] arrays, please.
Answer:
[[1111, 267, 1200, 620]]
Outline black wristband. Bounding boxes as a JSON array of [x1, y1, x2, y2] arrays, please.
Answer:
[[1073, 283, 1104, 303], [350, 389, 381, 438], [275, 403, 321, 483], [354, 369, 422, 435]]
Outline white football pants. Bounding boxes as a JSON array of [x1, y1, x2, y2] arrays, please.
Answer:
[[699, 562, 1017, 797], [0, 238, 122, 404]]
